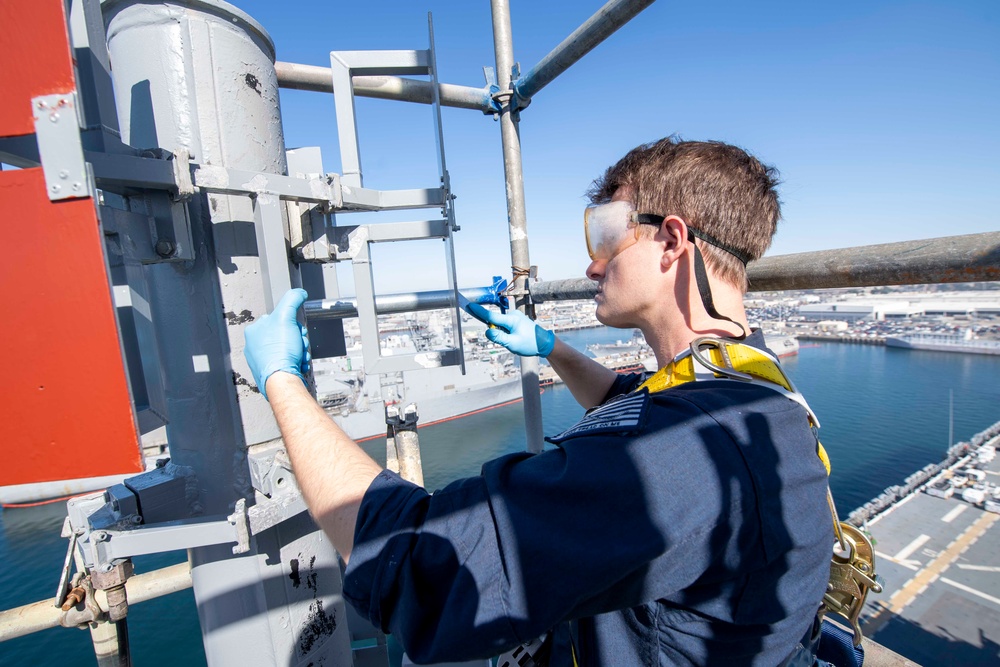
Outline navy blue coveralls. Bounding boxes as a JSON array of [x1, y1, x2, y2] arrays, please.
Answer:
[[344, 332, 831, 665]]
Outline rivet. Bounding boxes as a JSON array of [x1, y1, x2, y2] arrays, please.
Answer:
[[50, 113, 60, 122], [50, 184, 61, 193], [59, 170, 69, 179], [72, 182, 82, 191]]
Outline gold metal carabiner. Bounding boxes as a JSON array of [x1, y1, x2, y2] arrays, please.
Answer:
[[823, 522, 883, 647]]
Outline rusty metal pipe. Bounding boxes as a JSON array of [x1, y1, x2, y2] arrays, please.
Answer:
[[528, 232, 1000, 302], [0, 563, 191, 642]]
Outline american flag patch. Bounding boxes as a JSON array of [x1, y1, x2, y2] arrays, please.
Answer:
[[546, 391, 650, 444]]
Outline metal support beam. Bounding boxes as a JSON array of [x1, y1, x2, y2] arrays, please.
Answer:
[[0, 563, 192, 642], [252, 194, 293, 312], [491, 0, 545, 454], [274, 61, 497, 113], [513, 0, 656, 107], [527, 232, 1000, 302], [745, 231, 1000, 291], [304, 285, 502, 321]]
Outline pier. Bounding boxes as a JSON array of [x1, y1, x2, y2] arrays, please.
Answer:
[[857, 421, 1000, 665]]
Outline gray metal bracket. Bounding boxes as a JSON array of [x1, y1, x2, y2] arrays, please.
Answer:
[[32, 92, 93, 201], [328, 15, 466, 377]]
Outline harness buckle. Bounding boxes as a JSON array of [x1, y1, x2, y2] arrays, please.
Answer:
[[823, 522, 883, 647], [689, 337, 754, 382]]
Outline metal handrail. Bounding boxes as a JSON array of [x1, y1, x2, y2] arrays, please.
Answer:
[[529, 231, 1000, 302]]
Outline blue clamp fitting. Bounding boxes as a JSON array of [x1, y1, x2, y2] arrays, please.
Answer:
[[458, 276, 509, 313]]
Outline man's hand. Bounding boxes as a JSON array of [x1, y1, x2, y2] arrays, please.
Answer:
[[245, 289, 311, 400], [464, 303, 555, 357]]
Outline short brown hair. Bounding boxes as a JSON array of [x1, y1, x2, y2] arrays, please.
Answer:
[[587, 137, 780, 291]]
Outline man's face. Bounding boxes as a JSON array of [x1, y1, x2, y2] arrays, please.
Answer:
[[585, 190, 660, 328]]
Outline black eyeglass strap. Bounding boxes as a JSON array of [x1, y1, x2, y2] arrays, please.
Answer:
[[633, 214, 750, 266], [634, 213, 748, 340]]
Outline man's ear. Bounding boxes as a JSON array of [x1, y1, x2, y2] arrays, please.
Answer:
[[659, 215, 688, 269]]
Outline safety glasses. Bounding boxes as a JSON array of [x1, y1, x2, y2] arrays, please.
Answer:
[[583, 200, 663, 261]]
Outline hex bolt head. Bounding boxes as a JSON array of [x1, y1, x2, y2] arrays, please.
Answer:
[[155, 239, 177, 257]]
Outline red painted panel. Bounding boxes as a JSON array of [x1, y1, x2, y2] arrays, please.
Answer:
[[0, 168, 143, 485], [0, 0, 76, 137]]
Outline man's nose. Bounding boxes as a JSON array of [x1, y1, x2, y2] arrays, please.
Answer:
[[586, 259, 606, 281]]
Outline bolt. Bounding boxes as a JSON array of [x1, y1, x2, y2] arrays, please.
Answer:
[[155, 239, 176, 257], [100, 563, 114, 573], [49, 113, 59, 122], [50, 184, 61, 193], [59, 170, 69, 179], [130, 515, 143, 525], [72, 182, 82, 191], [92, 530, 109, 542]]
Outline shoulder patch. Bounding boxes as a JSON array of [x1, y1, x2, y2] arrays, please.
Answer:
[[546, 390, 651, 444]]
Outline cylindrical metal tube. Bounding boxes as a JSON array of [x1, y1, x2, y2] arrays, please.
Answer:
[[394, 430, 425, 487], [745, 231, 1000, 291], [0, 563, 192, 642], [102, 2, 352, 664], [274, 61, 494, 112], [90, 617, 130, 667], [491, 0, 545, 454], [527, 232, 1000, 302], [304, 286, 498, 321], [514, 0, 655, 103]]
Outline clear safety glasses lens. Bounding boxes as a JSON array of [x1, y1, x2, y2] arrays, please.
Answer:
[[583, 200, 639, 261]]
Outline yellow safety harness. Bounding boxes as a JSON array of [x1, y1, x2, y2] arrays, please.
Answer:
[[636, 337, 881, 647]]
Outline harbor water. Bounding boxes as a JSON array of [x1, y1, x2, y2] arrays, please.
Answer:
[[3, 329, 1000, 666]]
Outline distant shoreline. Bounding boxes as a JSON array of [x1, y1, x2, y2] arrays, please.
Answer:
[[798, 334, 885, 345]]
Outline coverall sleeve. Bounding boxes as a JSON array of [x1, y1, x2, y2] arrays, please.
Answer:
[[342, 393, 724, 664]]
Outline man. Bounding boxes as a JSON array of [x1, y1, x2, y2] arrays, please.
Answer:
[[245, 137, 831, 665]]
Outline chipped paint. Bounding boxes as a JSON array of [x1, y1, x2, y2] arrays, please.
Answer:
[[244, 72, 262, 95], [224, 309, 255, 325], [298, 599, 336, 655]]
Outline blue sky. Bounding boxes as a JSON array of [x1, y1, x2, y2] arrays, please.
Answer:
[[233, 0, 999, 295]]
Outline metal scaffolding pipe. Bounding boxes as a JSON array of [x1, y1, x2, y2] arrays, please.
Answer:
[[527, 232, 1000, 302], [0, 563, 192, 642], [491, 0, 545, 454], [514, 0, 655, 103], [303, 286, 499, 321], [274, 61, 495, 113], [745, 231, 1000, 291]]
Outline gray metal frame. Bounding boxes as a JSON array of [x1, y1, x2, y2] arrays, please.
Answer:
[[327, 15, 466, 377]]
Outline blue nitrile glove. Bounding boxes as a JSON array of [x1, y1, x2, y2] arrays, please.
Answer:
[[464, 302, 555, 357], [244, 289, 311, 400]]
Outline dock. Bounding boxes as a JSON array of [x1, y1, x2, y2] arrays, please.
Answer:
[[858, 425, 1000, 665]]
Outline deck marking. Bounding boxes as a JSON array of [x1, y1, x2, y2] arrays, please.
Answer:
[[893, 534, 930, 561], [863, 513, 999, 637], [875, 550, 919, 571], [940, 577, 1000, 608], [941, 505, 967, 523], [956, 564, 1000, 573]]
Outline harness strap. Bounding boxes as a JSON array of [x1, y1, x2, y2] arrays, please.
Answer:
[[636, 338, 835, 528], [636, 337, 881, 647]]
